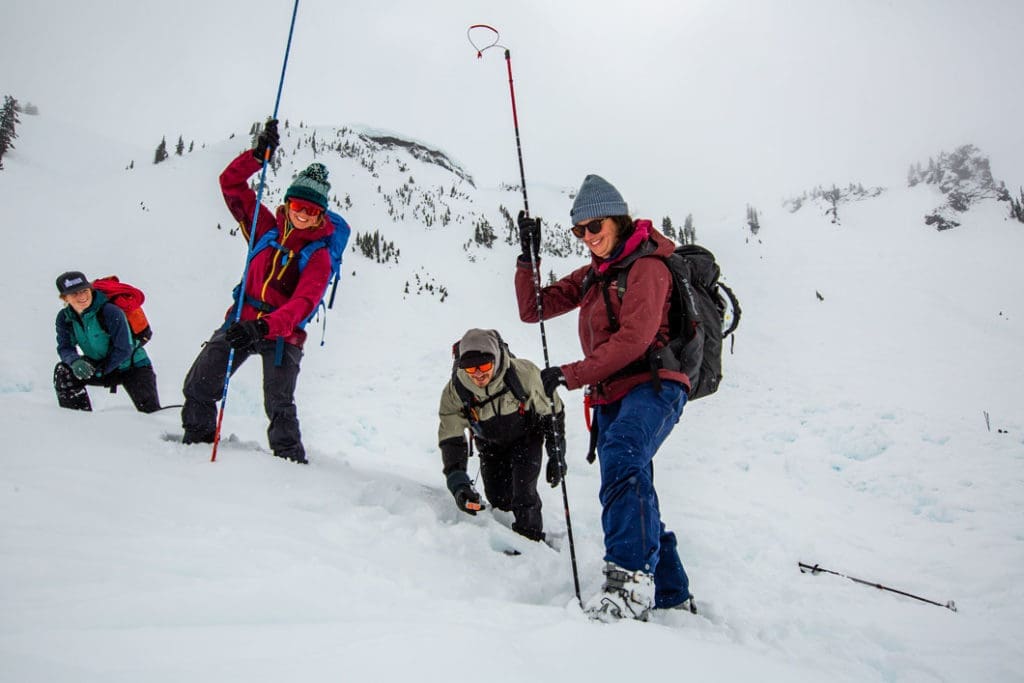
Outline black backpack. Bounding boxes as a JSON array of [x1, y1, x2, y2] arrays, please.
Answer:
[[582, 243, 741, 400]]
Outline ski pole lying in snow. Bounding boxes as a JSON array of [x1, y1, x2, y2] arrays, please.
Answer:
[[211, 0, 301, 463], [469, 24, 582, 608], [798, 562, 957, 612]]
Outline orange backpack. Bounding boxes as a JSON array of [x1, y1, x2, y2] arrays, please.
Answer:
[[92, 276, 152, 346]]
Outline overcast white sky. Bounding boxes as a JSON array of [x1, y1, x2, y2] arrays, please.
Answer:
[[3, 0, 1022, 218]]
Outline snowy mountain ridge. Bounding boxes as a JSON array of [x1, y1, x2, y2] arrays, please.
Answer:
[[1, 112, 1023, 682]]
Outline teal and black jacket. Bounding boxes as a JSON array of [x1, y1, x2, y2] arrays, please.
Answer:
[[55, 291, 150, 375]]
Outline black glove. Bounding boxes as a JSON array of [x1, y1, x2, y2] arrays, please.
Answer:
[[543, 411, 567, 487], [518, 210, 541, 259], [134, 325, 153, 347], [252, 118, 280, 161], [546, 453, 567, 487], [225, 318, 269, 350], [540, 366, 566, 396], [446, 470, 484, 516], [454, 484, 483, 515]]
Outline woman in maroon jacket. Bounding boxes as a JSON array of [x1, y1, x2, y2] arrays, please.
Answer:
[[180, 120, 336, 465], [515, 174, 694, 621]]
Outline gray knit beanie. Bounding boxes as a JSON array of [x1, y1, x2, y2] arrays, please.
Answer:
[[285, 163, 331, 210], [458, 328, 501, 368], [570, 174, 628, 224]]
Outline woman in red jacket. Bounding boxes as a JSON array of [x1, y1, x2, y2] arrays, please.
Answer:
[[180, 120, 337, 465], [514, 174, 694, 621]]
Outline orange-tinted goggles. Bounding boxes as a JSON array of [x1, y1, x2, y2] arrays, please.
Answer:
[[463, 361, 494, 375], [287, 198, 324, 217]]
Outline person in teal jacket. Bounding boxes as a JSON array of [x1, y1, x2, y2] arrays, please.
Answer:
[[53, 270, 160, 413]]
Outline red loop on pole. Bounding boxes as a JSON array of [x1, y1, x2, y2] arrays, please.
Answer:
[[467, 24, 503, 56]]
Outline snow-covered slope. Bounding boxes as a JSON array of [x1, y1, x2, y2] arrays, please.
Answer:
[[1, 113, 1022, 682]]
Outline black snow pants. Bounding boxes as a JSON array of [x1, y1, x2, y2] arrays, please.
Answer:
[[479, 432, 545, 541], [54, 362, 161, 413], [181, 328, 306, 463]]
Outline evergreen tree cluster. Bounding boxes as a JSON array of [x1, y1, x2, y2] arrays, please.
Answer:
[[404, 269, 448, 302], [1009, 188, 1024, 224], [682, 214, 697, 244], [783, 183, 885, 218], [659, 215, 697, 244], [472, 216, 497, 248], [354, 230, 400, 264], [153, 133, 196, 165], [0, 95, 20, 170], [542, 222, 589, 258], [907, 144, 1012, 230]]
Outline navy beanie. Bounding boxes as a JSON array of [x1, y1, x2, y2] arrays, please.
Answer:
[[285, 163, 331, 210], [570, 174, 629, 224]]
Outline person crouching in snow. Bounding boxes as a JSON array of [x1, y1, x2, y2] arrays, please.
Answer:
[[437, 328, 567, 542], [53, 271, 160, 413], [515, 175, 696, 621], [180, 119, 338, 465]]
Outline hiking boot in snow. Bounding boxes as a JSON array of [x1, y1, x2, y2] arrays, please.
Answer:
[[274, 449, 308, 465], [182, 430, 214, 445], [668, 596, 697, 614], [584, 562, 655, 622]]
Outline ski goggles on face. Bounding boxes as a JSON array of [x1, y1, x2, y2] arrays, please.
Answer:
[[571, 218, 605, 239], [287, 198, 324, 217], [463, 361, 494, 375]]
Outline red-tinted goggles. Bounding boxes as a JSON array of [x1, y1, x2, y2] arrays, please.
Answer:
[[571, 218, 605, 239], [463, 361, 494, 375], [287, 198, 324, 217]]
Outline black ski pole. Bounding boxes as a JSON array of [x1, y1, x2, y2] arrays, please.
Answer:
[[211, 0, 301, 463], [469, 24, 582, 608], [798, 562, 957, 612]]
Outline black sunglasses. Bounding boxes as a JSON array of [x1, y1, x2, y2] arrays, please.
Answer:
[[571, 218, 606, 239]]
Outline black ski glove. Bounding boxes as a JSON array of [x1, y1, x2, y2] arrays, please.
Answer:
[[454, 484, 483, 515], [446, 470, 484, 515], [546, 453, 567, 488], [543, 411, 567, 487], [225, 318, 269, 350], [518, 210, 541, 260], [252, 118, 280, 161], [540, 366, 566, 396]]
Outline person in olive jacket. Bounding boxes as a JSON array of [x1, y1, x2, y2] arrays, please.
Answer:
[[437, 328, 566, 542], [53, 270, 159, 413]]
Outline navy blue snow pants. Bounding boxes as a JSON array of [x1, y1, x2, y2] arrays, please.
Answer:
[[594, 380, 692, 608]]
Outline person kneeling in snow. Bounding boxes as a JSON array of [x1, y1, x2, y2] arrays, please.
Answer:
[[437, 328, 566, 542], [180, 120, 340, 465], [53, 271, 160, 413]]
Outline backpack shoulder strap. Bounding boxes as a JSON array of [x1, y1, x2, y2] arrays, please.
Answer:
[[502, 361, 529, 405]]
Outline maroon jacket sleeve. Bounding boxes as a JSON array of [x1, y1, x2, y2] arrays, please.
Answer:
[[562, 258, 672, 390], [515, 258, 589, 322], [219, 151, 277, 241], [262, 247, 333, 338]]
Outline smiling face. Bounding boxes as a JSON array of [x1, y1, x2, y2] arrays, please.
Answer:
[[575, 217, 619, 259], [62, 288, 93, 314], [286, 198, 325, 230], [462, 359, 495, 388]]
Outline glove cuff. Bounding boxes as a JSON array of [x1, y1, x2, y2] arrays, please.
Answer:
[[446, 470, 471, 495]]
